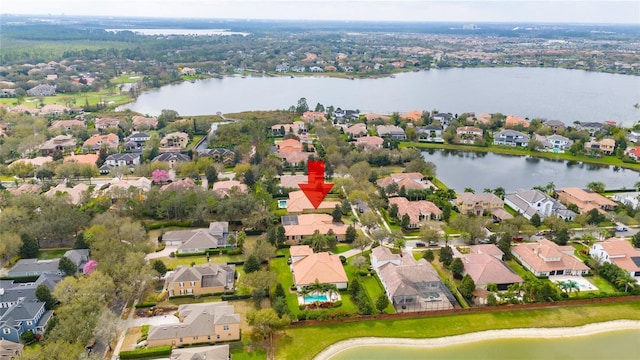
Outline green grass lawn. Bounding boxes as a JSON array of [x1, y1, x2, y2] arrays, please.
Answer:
[[274, 301, 640, 360], [360, 275, 395, 314], [0, 90, 133, 109], [186, 135, 205, 150], [505, 259, 531, 279], [38, 248, 71, 260], [270, 254, 301, 316], [589, 275, 620, 294], [231, 349, 266, 360], [161, 254, 244, 270], [333, 244, 352, 254]]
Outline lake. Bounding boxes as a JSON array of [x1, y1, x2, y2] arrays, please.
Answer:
[[329, 329, 640, 360], [422, 149, 639, 192], [123, 68, 640, 126]]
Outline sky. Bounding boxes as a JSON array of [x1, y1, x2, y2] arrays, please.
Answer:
[[2, 0, 639, 24]]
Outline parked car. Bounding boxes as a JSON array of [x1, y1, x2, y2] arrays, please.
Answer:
[[415, 242, 426, 248], [616, 226, 628, 232], [478, 238, 491, 244], [428, 241, 439, 247]]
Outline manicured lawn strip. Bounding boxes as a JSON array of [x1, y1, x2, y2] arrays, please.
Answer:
[[186, 135, 205, 150], [37, 248, 71, 260], [231, 349, 267, 360], [333, 244, 352, 254], [505, 259, 530, 279], [161, 254, 244, 270], [401, 142, 640, 172], [360, 275, 395, 314], [275, 301, 640, 360], [270, 256, 300, 316], [589, 276, 620, 294], [0, 90, 132, 108]]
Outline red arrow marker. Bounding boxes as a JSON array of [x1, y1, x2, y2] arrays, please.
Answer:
[[299, 160, 334, 209]]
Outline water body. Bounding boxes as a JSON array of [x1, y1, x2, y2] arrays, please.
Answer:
[[421, 149, 639, 192], [123, 68, 640, 126], [105, 28, 249, 36], [330, 329, 640, 360]]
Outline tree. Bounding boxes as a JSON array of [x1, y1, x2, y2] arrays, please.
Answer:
[[295, 97, 309, 113], [459, 274, 476, 299], [0, 232, 22, 260], [72, 234, 89, 249], [394, 238, 406, 252], [332, 204, 343, 222], [353, 233, 369, 251], [375, 294, 390, 313], [615, 274, 637, 293], [450, 257, 464, 278], [152, 260, 167, 276], [632, 232, 640, 248], [247, 308, 290, 358], [350, 255, 367, 270], [530, 213, 541, 227], [422, 249, 435, 262], [205, 164, 218, 186], [553, 228, 570, 246], [400, 213, 410, 230], [345, 225, 357, 243], [276, 225, 286, 247], [244, 255, 261, 274], [439, 246, 453, 266], [19, 235, 39, 258], [586, 181, 606, 194], [35, 284, 57, 310], [152, 169, 170, 183], [274, 283, 286, 299], [58, 256, 77, 276], [243, 168, 256, 187], [359, 211, 379, 229]]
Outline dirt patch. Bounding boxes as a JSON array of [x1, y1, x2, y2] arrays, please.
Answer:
[[121, 326, 142, 352]]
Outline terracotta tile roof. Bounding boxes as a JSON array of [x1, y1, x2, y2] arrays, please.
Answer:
[[50, 119, 85, 130], [462, 253, 523, 287], [283, 213, 347, 238], [161, 178, 197, 191], [505, 115, 530, 128], [469, 244, 504, 258], [290, 245, 314, 258], [45, 183, 89, 204], [355, 136, 384, 149], [64, 153, 98, 165], [559, 187, 616, 208], [279, 175, 308, 189], [593, 238, 640, 273], [292, 252, 348, 287], [344, 123, 368, 136], [388, 197, 442, 224], [401, 110, 422, 122], [286, 190, 340, 213], [83, 133, 119, 150], [212, 180, 248, 197], [132, 115, 158, 129], [12, 156, 53, 167], [511, 239, 589, 274]]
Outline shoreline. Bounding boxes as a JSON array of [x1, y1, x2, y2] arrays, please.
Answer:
[[313, 320, 640, 360]]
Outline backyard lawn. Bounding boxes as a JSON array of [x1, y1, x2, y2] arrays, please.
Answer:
[[160, 253, 244, 270], [38, 248, 71, 260], [274, 301, 640, 360]]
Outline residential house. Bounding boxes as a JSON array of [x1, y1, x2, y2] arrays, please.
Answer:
[[290, 245, 314, 264], [290, 246, 348, 290], [291, 66, 306, 73], [344, 123, 368, 138], [39, 105, 69, 116], [271, 121, 306, 137], [432, 113, 454, 126], [104, 153, 140, 169], [0, 89, 16, 98], [198, 148, 235, 165], [0, 274, 61, 310], [9, 106, 37, 115], [282, 213, 347, 243], [511, 239, 589, 277], [355, 136, 384, 150], [146, 302, 240, 347], [40, 135, 77, 155], [152, 152, 191, 169], [576, 122, 604, 136], [376, 172, 435, 194], [11, 157, 52, 169], [376, 125, 406, 140], [584, 138, 615, 155], [309, 66, 324, 72], [163, 222, 233, 254], [160, 132, 189, 150], [165, 264, 235, 296], [101, 177, 152, 199], [493, 129, 530, 147], [534, 134, 573, 153], [370, 246, 454, 312], [180, 67, 196, 76], [624, 146, 640, 161], [471, 113, 492, 125], [416, 125, 443, 143], [7, 259, 63, 278], [504, 115, 530, 128], [388, 197, 442, 228], [131, 116, 158, 130], [453, 192, 512, 221], [160, 178, 198, 192], [613, 192, 640, 210], [45, 183, 89, 205], [301, 111, 326, 123], [0, 302, 51, 343], [94, 117, 120, 131], [7, 183, 42, 197], [83, 133, 119, 152], [169, 344, 229, 360], [123, 132, 151, 151], [333, 109, 359, 122], [0, 339, 23, 359], [557, 187, 617, 214], [543, 119, 566, 132], [212, 180, 248, 198], [26, 84, 56, 97], [63, 249, 89, 274], [627, 130, 640, 143], [285, 190, 341, 214], [63, 153, 98, 166], [401, 110, 422, 123], [275, 139, 314, 166], [590, 238, 640, 278], [504, 189, 576, 220], [456, 126, 483, 144], [49, 120, 86, 131], [275, 64, 290, 72], [463, 245, 523, 290], [279, 175, 308, 189]]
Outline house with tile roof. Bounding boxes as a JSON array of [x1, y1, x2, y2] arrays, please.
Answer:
[[212, 180, 248, 198], [455, 126, 483, 144], [624, 146, 640, 161], [63, 153, 98, 166], [285, 190, 341, 214], [557, 187, 617, 214], [40, 135, 77, 155], [344, 123, 368, 138], [463, 245, 523, 290], [370, 247, 454, 312], [131, 115, 158, 130], [165, 264, 235, 297], [504, 189, 576, 221], [590, 238, 640, 278], [163, 222, 233, 254], [534, 134, 573, 153], [49, 119, 86, 131], [290, 248, 348, 290], [146, 302, 240, 347], [584, 138, 615, 155], [160, 132, 189, 151], [542, 119, 566, 132], [376, 125, 406, 140], [416, 125, 444, 143], [271, 121, 307, 137], [354, 136, 384, 150], [83, 133, 119, 152], [301, 111, 326, 123], [454, 192, 509, 218], [45, 183, 89, 205], [94, 117, 120, 131], [376, 172, 435, 194], [388, 197, 442, 228], [279, 175, 308, 189], [493, 129, 530, 147], [511, 239, 589, 277], [504, 115, 530, 128], [169, 344, 229, 360], [282, 213, 347, 243]]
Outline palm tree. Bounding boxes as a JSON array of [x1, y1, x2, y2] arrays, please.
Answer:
[[395, 238, 406, 253], [325, 283, 339, 302], [464, 187, 475, 194], [298, 287, 310, 303], [483, 188, 492, 194], [615, 274, 637, 293], [493, 187, 506, 199]]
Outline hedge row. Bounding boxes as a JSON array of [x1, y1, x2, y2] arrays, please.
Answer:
[[134, 302, 157, 308], [175, 248, 243, 257], [119, 346, 172, 359], [146, 221, 193, 230], [221, 294, 251, 301]]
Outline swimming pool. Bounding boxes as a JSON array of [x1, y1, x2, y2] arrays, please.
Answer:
[[278, 200, 287, 208], [303, 294, 329, 304]]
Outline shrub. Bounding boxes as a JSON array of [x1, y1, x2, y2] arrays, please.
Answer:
[[155, 244, 166, 252], [339, 255, 347, 264], [134, 302, 157, 308], [332, 300, 343, 308], [221, 294, 251, 301], [119, 346, 172, 359]]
